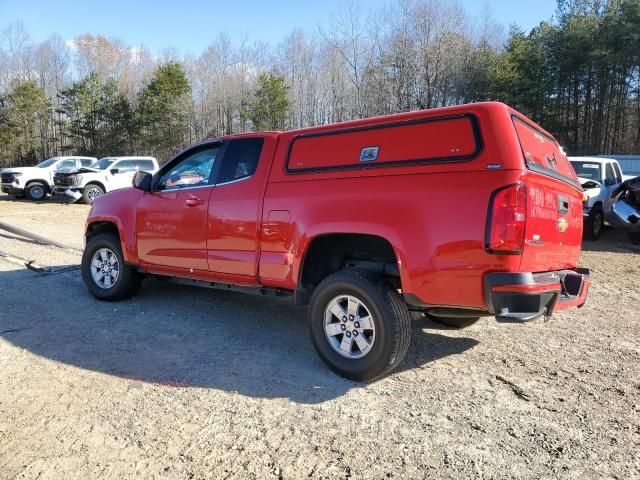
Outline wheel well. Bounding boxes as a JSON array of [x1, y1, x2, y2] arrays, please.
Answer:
[[297, 233, 400, 304], [85, 181, 106, 192], [25, 179, 51, 193], [86, 221, 120, 243]]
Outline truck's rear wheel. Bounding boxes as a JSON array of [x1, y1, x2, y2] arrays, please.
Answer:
[[25, 182, 47, 201], [82, 233, 143, 301], [83, 184, 104, 204], [309, 270, 411, 381]]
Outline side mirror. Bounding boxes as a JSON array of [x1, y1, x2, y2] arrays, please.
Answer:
[[110, 168, 120, 175], [132, 171, 152, 192]]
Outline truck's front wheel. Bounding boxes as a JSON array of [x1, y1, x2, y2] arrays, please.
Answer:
[[81, 233, 143, 301], [83, 184, 105, 204], [585, 208, 603, 241], [25, 182, 47, 201], [309, 270, 411, 381]]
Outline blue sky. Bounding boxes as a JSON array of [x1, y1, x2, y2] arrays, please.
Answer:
[[0, 0, 558, 54]]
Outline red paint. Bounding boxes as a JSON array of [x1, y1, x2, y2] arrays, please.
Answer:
[[86, 102, 589, 314], [492, 283, 561, 293]]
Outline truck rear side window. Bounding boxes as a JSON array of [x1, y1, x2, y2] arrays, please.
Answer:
[[286, 115, 480, 173], [136, 160, 156, 171], [512, 116, 577, 184], [217, 138, 264, 184]]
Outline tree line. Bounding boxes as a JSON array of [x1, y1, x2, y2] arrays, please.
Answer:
[[1, 0, 639, 168]]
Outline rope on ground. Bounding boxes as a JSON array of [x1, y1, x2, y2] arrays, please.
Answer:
[[0, 249, 80, 275], [0, 221, 83, 253]]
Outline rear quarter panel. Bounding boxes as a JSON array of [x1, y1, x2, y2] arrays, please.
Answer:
[[261, 103, 528, 310]]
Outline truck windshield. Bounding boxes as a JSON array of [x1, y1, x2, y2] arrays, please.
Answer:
[[570, 161, 601, 181], [92, 158, 116, 170], [36, 158, 60, 168]]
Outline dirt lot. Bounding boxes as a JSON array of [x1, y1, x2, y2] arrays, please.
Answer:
[[0, 194, 638, 480]]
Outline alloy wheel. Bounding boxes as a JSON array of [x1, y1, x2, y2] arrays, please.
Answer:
[[323, 294, 376, 359], [90, 248, 120, 289]]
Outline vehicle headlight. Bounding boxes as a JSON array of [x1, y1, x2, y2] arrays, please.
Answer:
[[76, 175, 83, 184]]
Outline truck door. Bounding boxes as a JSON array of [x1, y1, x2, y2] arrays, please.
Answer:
[[136, 145, 220, 271], [207, 136, 270, 279]]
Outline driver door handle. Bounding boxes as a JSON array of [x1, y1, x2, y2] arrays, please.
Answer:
[[185, 196, 205, 207]]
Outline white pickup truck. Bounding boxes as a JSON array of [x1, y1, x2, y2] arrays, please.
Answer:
[[569, 156, 631, 240], [1, 156, 97, 200], [52, 156, 159, 203]]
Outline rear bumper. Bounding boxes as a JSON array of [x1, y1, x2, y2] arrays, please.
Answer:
[[485, 268, 590, 322]]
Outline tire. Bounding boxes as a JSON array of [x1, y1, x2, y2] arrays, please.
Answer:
[[83, 183, 105, 204], [428, 315, 481, 329], [25, 182, 47, 201], [629, 231, 640, 245], [308, 270, 411, 381], [81, 232, 143, 301], [585, 208, 603, 241]]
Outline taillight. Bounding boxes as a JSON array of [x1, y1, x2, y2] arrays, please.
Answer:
[[486, 184, 527, 254]]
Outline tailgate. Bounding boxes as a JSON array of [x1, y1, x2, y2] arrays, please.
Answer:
[[521, 172, 584, 271], [512, 116, 584, 271]]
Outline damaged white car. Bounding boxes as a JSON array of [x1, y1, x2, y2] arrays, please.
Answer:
[[52, 156, 159, 204], [610, 176, 640, 245], [1, 156, 96, 201], [569, 157, 630, 241]]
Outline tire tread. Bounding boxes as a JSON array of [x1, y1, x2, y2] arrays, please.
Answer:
[[309, 269, 411, 381]]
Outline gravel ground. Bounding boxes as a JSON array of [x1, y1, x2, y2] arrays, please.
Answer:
[[0, 194, 639, 480]]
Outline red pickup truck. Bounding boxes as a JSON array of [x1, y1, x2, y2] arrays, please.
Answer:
[[82, 102, 590, 380]]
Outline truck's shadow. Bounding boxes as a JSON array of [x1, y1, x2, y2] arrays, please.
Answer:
[[0, 267, 478, 404]]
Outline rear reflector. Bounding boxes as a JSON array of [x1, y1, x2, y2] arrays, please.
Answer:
[[486, 184, 527, 255]]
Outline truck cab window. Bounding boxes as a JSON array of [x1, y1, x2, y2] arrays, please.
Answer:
[[217, 138, 264, 184], [113, 160, 137, 172], [57, 159, 76, 170], [605, 163, 616, 185], [158, 146, 219, 190], [613, 163, 623, 183], [136, 160, 156, 171]]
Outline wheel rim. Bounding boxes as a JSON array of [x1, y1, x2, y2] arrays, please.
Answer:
[[87, 187, 102, 201], [90, 248, 120, 289], [593, 213, 602, 236], [30, 185, 44, 199], [324, 295, 376, 359]]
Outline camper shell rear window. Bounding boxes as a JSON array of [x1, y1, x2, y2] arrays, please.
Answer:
[[286, 114, 481, 174], [512, 116, 579, 186]]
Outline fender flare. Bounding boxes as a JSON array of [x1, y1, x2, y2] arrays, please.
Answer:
[[24, 179, 52, 193]]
